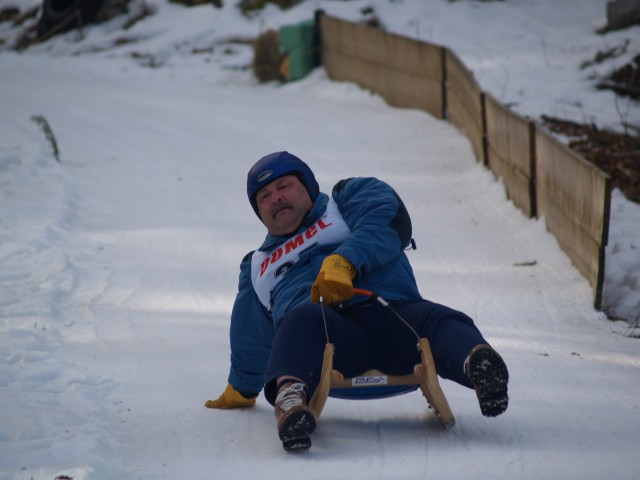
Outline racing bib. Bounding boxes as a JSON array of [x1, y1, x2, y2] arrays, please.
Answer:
[[251, 199, 351, 310]]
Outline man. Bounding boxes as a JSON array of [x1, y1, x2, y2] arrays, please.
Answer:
[[206, 151, 509, 452]]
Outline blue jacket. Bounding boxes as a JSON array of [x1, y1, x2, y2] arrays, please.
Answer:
[[228, 177, 421, 394]]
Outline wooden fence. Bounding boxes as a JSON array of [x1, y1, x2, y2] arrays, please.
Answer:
[[316, 13, 611, 308]]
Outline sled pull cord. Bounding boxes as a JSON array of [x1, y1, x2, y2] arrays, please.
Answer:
[[319, 296, 331, 344], [354, 288, 421, 345]]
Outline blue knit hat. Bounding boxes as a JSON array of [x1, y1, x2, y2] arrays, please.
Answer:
[[247, 151, 319, 217]]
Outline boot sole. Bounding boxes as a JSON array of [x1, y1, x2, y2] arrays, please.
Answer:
[[468, 347, 509, 417], [279, 409, 316, 452]]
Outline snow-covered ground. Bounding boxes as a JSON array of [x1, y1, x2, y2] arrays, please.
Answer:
[[1, 1, 639, 479]]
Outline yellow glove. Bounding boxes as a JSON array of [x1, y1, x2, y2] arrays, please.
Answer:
[[311, 254, 357, 306], [204, 384, 257, 409]]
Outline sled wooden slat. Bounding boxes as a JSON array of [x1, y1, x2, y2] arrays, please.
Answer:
[[415, 338, 456, 428], [309, 339, 455, 429], [308, 343, 336, 419]]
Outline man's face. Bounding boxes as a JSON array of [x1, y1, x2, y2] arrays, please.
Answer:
[[256, 174, 314, 236]]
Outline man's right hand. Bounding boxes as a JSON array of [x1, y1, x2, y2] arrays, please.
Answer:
[[204, 384, 257, 409]]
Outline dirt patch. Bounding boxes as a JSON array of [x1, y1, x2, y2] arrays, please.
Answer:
[[597, 53, 640, 100], [572, 43, 640, 202]]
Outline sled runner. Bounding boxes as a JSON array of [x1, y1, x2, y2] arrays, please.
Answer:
[[308, 290, 456, 429]]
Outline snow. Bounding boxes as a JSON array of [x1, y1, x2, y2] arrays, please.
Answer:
[[1, 0, 639, 478]]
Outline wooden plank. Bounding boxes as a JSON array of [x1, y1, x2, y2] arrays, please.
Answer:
[[536, 129, 610, 243], [488, 148, 534, 216], [445, 48, 484, 162], [415, 338, 455, 429], [320, 15, 444, 118], [321, 15, 443, 80], [535, 128, 611, 307], [308, 343, 334, 420], [322, 48, 443, 116], [537, 190, 606, 304], [447, 94, 484, 162], [484, 92, 536, 217]]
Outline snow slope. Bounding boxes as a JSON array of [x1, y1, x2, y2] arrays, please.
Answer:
[[1, 1, 639, 479]]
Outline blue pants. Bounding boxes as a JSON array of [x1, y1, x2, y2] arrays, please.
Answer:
[[264, 299, 487, 405]]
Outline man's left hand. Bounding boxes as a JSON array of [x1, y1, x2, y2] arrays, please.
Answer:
[[204, 384, 257, 409], [311, 254, 357, 306]]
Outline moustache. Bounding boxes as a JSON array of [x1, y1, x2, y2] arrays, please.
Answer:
[[271, 202, 292, 219]]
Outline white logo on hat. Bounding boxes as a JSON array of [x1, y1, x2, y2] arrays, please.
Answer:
[[257, 170, 273, 182]]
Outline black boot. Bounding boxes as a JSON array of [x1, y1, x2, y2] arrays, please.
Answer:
[[465, 345, 509, 417]]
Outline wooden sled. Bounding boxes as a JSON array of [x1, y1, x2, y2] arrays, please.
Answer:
[[308, 338, 456, 429]]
